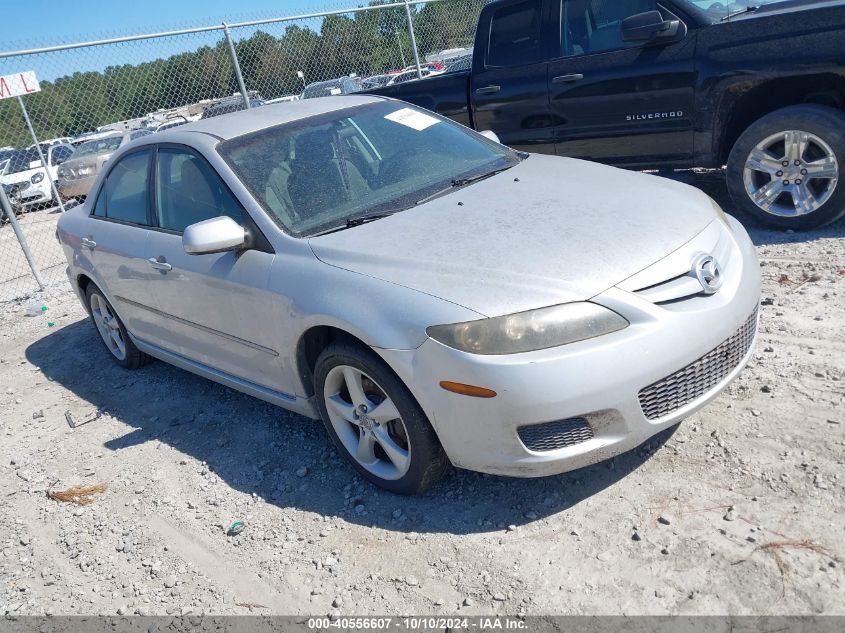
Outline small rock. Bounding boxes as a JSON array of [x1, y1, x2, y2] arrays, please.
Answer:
[[332, 597, 342, 608], [660, 547, 669, 555], [462, 597, 474, 607], [657, 515, 672, 526], [295, 467, 308, 477], [492, 592, 506, 601], [434, 598, 445, 606], [164, 576, 177, 589], [631, 532, 642, 542], [506, 525, 517, 532], [406, 576, 419, 587], [751, 409, 761, 417], [524, 511, 538, 520], [761, 385, 772, 393], [724, 508, 737, 522], [319, 530, 330, 538]]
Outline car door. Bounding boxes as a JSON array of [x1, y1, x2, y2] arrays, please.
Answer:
[[85, 148, 161, 341], [548, 0, 697, 167], [144, 145, 285, 391], [470, 0, 556, 153]]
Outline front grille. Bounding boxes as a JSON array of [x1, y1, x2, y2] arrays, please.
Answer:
[[517, 417, 594, 452], [638, 307, 758, 420]]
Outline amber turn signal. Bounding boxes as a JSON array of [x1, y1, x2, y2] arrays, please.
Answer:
[[439, 381, 497, 398]]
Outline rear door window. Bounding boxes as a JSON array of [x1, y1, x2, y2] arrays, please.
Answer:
[[488, 0, 544, 67], [97, 149, 152, 225]]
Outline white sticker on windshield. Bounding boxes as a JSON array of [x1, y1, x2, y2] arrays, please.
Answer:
[[384, 107, 439, 131], [330, 87, 342, 95]]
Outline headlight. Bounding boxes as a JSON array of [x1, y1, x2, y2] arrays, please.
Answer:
[[426, 302, 629, 355], [31, 172, 44, 184]]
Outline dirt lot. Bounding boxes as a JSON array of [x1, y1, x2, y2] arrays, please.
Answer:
[[1, 172, 843, 617]]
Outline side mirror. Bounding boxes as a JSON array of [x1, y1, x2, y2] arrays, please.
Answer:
[[480, 129, 501, 144], [183, 216, 246, 255], [621, 11, 680, 42]]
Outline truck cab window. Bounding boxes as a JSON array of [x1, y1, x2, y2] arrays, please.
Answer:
[[488, 0, 543, 67], [562, 0, 657, 57]]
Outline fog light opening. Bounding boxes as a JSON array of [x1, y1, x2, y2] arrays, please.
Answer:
[[439, 381, 497, 398]]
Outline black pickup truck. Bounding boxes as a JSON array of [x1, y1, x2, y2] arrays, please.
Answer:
[[371, 0, 845, 229]]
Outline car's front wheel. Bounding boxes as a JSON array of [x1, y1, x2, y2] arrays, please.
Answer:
[[314, 342, 449, 495], [727, 104, 845, 230], [86, 283, 150, 369]]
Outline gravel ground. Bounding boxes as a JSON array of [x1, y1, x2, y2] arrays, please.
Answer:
[[1, 171, 843, 617]]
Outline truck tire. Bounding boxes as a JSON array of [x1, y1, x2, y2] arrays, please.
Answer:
[[727, 104, 845, 230]]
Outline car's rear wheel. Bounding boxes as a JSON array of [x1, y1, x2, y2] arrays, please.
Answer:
[[727, 105, 845, 230], [314, 342, 449, 495], [86, 284, 150, 369]]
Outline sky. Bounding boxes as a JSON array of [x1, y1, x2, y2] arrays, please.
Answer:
[[1, 0, 335, 50], [0, 0, 349, 79]]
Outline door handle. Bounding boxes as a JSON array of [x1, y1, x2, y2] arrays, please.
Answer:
[[552, 73, 584, 84], [475, 85, 501, 95], [81, 237, 97, 249], [148, 257, 172, 272]]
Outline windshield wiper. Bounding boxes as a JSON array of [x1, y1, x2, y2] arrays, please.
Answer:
[[721, 5, 759, 21], [452, 166, 514, 187], [415, 166, 515, 206], [308, 211, 398, 237], [345, 212, 394, 228]]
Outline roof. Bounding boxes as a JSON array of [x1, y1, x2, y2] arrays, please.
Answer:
[[167, 95, 384, 142]]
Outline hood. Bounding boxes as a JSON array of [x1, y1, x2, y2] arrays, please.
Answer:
[[309, 155, 716, 317]]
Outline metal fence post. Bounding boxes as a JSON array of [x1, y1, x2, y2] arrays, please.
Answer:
[[404, 0, 424, 79], [222, 23, 251, 109], [17, 96, 66, 214], [0, 185, 45, 292]]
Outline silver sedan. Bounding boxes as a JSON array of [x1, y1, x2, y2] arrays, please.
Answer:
[[57, 96, 761, 494]]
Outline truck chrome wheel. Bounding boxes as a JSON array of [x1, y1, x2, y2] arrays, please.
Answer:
[[743, 130, 839, 217], [90, 292, 127, 361], [323, 365, 411, 481]]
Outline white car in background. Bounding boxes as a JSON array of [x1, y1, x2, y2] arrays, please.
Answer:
[[0, 142, 75, 210]]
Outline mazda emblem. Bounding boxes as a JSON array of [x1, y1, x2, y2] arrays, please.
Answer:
[[692, 254, 723, 295]]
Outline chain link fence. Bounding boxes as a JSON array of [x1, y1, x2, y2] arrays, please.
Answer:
[[0, 0, 485, 303]]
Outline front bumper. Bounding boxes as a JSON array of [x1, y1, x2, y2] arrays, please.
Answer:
[[58, 175, 96, 199], [16, 179, 52, 206], [377, 218, 761, 477]]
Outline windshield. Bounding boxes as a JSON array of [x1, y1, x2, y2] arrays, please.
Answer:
[[221, 101, 520, 237], [678, 0, 788, 22], [6, 147, 43, 174], [73, 136, 122, 158]]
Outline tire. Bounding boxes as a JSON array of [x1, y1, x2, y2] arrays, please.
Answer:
[[727, 104, 845, 230], [85, 283, 150, 370], [314, 342, 450, 495]]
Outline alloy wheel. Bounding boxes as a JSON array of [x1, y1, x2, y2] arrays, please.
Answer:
[[743, 130, 839, 217], [90, 293, 127, 361], [323, 365, 411, 480]]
